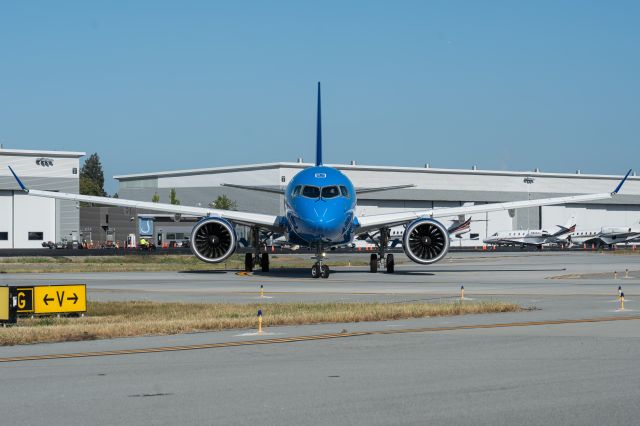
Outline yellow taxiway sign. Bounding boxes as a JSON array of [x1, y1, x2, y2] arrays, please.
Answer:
[[33, 284, 86, 314], [16, 287, 34, 313], [0, 287, 8, 321]]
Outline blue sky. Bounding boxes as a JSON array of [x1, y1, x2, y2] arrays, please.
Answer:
[[1, 1, 639, 194]]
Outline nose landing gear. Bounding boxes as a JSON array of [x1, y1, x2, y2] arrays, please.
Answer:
[[311, 263, 330, 279], [311, 248, 330, 278]]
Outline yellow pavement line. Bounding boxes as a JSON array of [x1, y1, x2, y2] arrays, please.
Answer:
[[1, 314, 639, 363]]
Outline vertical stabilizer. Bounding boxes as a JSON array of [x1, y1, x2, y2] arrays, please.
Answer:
[[316, 82, 323, 166], [565, 214, 576, 229]]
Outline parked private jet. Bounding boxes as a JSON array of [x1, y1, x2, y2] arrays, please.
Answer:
[[483, 216, 576, 248], [8, 83, 633, 278], [568, 220, 640, 247]]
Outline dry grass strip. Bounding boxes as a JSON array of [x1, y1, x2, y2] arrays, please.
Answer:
[[0, 300, 519, 346]]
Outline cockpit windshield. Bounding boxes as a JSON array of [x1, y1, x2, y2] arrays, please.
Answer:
[[302, 186, 320, 198], [298, 185, 349, 199], [321, 186, 340, 199]]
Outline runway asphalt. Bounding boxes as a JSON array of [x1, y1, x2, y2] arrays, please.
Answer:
[[1, 251, 639, 425]]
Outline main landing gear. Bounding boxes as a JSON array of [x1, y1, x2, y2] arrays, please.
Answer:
[[368, 227, 395, 273], [245, 252, 270, 272], [244, 227, 270, 272], [368, 253, 395, 273]]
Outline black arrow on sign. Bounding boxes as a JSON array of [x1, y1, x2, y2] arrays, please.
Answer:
[[43, 294, 54, 305], [67, 293, 79, 304]]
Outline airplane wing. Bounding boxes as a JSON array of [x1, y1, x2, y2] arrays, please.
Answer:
[[356, 170, 633, 233], [491, 239, 530, 246], [9, 167, 284, 231]]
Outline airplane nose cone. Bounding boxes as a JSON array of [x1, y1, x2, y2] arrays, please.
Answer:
[[312, 208, 340, 232], [297, 204, 343, 240]]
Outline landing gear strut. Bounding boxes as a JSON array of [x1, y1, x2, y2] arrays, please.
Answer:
[[311, 247, 330, 279]]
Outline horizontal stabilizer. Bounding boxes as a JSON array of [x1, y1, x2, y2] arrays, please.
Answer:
[[356, 184, 415, 194]]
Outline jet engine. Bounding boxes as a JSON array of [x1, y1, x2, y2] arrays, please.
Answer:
[[190, 217, 237, 263], [402, 218, 450, 264]]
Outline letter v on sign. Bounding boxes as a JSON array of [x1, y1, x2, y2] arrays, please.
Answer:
[[33, 285, 86, 314]]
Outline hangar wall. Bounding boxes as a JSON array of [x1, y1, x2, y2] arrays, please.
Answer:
[[0, 149, 84, 248]]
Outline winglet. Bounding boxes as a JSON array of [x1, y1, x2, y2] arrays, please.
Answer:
[[8, 166, 28, 193], [315, 82, 323, 166], [612, 169, 633, 195]]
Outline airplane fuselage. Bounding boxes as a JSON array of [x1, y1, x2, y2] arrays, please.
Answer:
[[484, 230, 563, 246], [570, 227, 640, 245], [284, 166, 357, 247]]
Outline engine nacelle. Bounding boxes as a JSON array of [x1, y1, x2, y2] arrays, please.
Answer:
[[190, 217, 237, 263], [402, 218, 450, 264]]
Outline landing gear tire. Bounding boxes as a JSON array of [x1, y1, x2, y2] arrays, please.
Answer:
[[320, 265, 330, 279], [260, 253, 270, 272], [311, 264, 321, 279], [370, 253, 378, 273], [244, 253, 253, 272], [385, 254, 395, 273]]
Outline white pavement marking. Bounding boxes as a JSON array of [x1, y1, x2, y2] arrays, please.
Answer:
[[235, 332, 280, 337]]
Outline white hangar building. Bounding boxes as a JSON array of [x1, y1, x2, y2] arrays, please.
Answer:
[[115, 161, 640, 247], [0, 148, 84, 248]]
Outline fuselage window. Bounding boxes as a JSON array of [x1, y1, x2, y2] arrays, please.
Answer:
[[322, 186, 340, 199], [340, 185, 350, 198], [292, 185, 302, 197], [302, 186, 320, 198]]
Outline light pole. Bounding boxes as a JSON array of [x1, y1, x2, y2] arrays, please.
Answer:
[[523, 176, 535, 229]]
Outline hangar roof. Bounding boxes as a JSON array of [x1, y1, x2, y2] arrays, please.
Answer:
[[0, 148, 86, 158]]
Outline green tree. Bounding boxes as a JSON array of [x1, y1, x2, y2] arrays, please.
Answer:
[[152, 192, 160, 203], [80, 153, 106, 196], [112, 193, 119, 199], [209, 194, 237, 210], [79, 175, 102, 197], [169, 188, 180, 205]]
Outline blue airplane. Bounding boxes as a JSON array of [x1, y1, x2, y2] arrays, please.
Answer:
[[9, 83, 632, 278]]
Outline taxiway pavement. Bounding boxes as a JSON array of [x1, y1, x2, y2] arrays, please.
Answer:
[[1, 252, 639, 425]]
